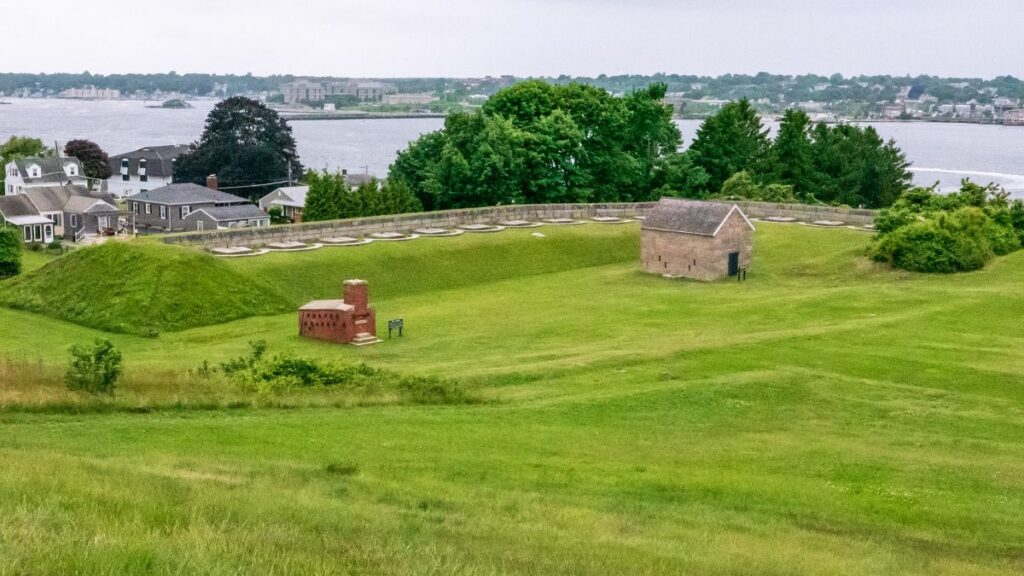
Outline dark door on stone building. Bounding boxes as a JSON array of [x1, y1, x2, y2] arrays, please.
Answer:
[[728, 252, 740, 276]]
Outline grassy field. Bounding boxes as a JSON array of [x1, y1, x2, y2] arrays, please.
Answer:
[[1, 223, 1023, 574]]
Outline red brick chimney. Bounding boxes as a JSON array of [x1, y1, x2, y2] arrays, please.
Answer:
[[206, 174, 218, 191], [343, 279, 368, 313]]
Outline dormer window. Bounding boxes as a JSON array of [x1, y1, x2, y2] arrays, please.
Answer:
[[66, 164, 78, 176], [29, 165, 40, 178], [120, 158, 129, 174], [139, 159, 148, 182]]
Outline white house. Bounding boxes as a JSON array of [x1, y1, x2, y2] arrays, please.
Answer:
[[4, 157, 88, 195], [106, 145, 190, 198]]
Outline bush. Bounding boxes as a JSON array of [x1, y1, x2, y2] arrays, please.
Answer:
[[872, 209, 992, 273], [65, 339, 122, 394], [0, 227, 22, 279], [872, 183, 1024, 273]]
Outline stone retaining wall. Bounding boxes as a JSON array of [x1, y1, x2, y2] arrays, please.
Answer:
[[159, 201, 878, 249]]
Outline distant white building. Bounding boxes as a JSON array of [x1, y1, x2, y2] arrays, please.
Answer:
[[4, 157, 88, 195], [106, 145, 190, 199], [382, 93, 437, 106], [59, 86, 120, 99]]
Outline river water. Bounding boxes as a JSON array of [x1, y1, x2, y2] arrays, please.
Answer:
[[1, 98, 1022, 196]]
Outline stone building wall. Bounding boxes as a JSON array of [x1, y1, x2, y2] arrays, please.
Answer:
[[159, 201, 877, 250], [641, 211, 753, 281]]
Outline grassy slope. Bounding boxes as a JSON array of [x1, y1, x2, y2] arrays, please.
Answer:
[[0, 242, 291, 335], [1, 224, 1024, 574]]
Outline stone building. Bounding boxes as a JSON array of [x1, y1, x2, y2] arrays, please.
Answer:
[[641, 198, 754, 281], [298, 280, 380, 345]]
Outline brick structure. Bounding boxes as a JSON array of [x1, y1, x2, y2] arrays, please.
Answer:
[[298, 280, 380, 345], [641, 198, 754, 281]]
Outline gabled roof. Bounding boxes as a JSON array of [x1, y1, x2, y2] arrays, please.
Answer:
[[642, 198, 754, 237], [63, 195, 118, 214], [18, 185, 116, 214], [184, 204, 268, 222], [0, 194, 40, 219], [108, 145, 190, 178], [10, 156, 87, 186], [262, 185, 308, 208], [125, 184, 247, 206]]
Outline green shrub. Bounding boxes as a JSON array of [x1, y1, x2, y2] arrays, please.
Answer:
[[0, 227, 22, 279], [65, 339, 122, 395], [872, 183, 1024, 273], [872, 209, 992, 273]]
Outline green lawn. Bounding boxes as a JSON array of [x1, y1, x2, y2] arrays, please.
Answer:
[[1, 223, 1023, 574]]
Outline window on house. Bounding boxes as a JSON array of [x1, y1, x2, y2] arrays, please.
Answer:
[[159, 205, 167, 220], [23, 227, 31, 242], [181, 205, 190, 218], [121, 158, 129, 172], [123, 173, 130, 182], [70, 214, 78, 228], [34, 225, 42, 241], [139, 159, 147, 182], [145, 203, 151, 215], [132, 202, 138, 214], [67, 164, 78, 176], [44, 225, 52, 239]]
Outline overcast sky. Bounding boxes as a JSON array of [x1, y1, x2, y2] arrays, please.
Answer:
[[7, 0, 1023, 78]]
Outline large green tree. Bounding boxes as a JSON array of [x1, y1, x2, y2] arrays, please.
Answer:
[[688, 98, 770, 194], [303, 171, 423, 222], [64, 139, 112, 188], [174, 97, 303, 200], [768, 109, 816, 200], [807, 123, 911, 208], [389, 81, 681, 209]]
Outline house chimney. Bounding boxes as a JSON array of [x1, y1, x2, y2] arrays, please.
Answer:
[[343, 279, 368, 313], [206, 174, 218, 191]]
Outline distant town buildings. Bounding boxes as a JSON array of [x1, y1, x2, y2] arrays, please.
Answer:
[[381, 93, 437, 106], [59, 86, 121, 99], [1004, 109, 1024, 126], [279, 79, 398, 104]]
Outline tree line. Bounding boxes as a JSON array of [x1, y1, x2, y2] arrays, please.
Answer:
[[388, 84, 912, 210]]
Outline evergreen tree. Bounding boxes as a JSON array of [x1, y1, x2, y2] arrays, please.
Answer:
[[303, 171, 345, 222], [688, 98, 770, 193], [768, 110, 816, 200]]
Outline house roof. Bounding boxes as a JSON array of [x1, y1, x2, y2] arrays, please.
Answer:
[[108, 145, 190, 178], [262, 185, 308, 208], [0, 194, 41, 219], [63, 195, 118, 214], [5, 215, 53, 226], [10, 156, 87, 186], [299, 300, 354, 311], [185, 204, 268, 222], [344, 173, 376, 187], [642, 198, 754, 237], [18, 185, 117, 214], [125, 184, 247, 206]]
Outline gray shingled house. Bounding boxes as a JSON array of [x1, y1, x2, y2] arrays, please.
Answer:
[[183, 204, 271, 231], [0, 195, 55, 243], [4, 156, 88, 195], [641, 198, 755, 281], [0, 184, 119, 243], [125, 182, 259, 233]]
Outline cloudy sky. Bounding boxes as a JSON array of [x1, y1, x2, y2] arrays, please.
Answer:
[[7, 0, 1023, 78]]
